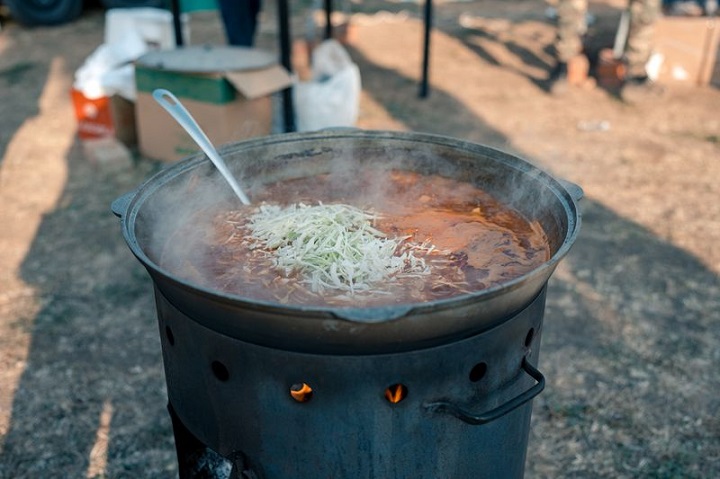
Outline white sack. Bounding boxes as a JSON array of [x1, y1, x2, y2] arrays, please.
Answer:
[[73, 30, 146, 99], [101, 64, 137, 101], [293, 39, 361, 132]]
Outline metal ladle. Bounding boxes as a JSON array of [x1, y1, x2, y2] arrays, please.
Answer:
[[152, 88, 251, 206]]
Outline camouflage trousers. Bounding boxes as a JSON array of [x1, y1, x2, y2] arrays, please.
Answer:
[[553, 0, 661, 78]]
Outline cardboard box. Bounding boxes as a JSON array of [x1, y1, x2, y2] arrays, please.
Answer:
[[653, 16, 720, 86], [134, 45, 292, 162], [71, 89, 137, 146]]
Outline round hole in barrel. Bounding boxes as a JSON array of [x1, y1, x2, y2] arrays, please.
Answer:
[[525, 328, 535, 347], [384, 384, 408, 404], [165, 325, 175, 346], [211, 361, 230, 382], [469, 362, 488, 382], [290, 383, 313, 403]]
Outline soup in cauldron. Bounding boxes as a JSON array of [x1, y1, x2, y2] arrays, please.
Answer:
[[159, 169, 550, 307]]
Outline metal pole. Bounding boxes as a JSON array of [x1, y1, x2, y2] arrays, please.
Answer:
[[277, 0, 296, 132], [419, 0, 432, 98], [171, 0, 184, 46], [324, 0, 334, 39]]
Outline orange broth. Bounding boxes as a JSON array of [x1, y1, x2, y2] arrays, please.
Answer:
[[161, 170, 550, 307]]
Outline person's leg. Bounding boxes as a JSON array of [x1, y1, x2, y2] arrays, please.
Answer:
[[624, 0, 661, 79], [549, 0, 588, 92], [554, 0, 588, 63], [621, 0, 663, 101], [700, 0, 717, 15], [217, 0, 262, 47]]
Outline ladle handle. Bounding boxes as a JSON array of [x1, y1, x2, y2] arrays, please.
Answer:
[[152, 89, 251, 206]]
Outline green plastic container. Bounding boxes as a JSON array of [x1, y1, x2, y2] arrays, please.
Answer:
[[179, 0, 217, 13]]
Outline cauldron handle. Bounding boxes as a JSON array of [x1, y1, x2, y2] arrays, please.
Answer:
[[559, 180, 584, 202], [332, 305, 414, 323], [111, 191, 136, 219], [424, 357, 545, 425]]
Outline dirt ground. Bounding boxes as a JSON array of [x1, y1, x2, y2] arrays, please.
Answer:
[[0, 0, 719, 477]]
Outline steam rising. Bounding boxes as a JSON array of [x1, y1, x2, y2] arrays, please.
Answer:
[[133, 135, 566, 305]]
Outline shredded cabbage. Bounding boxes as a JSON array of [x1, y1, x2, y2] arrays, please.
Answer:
[[246, 203, 429, 294]]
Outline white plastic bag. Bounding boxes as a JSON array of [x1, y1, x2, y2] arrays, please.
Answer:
[[73, 31, 146, 100], [74, 8, 185, 101], [293, 40, 361, 132]]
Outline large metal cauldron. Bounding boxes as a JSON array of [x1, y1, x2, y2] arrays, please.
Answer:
[[113, 130, 581, 479]]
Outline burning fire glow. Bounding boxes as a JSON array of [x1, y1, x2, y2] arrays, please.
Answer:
[[290, 383, 313, 402], [384, 384, 407, 404]]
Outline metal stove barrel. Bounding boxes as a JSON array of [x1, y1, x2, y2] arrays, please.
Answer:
[[157, 287, 547, 479]]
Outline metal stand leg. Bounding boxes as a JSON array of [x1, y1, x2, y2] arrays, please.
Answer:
[[277, 0, 296, 132], [171, 0, 184, 46], [168, 404, 206, 479], [324, 0, 334, 39], [419, 0, 432, 98]]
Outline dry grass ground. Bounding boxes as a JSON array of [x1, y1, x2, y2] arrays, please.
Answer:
[[0, 0, 719, 477]]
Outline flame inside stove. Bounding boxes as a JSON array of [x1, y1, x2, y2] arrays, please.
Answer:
[[290, 383, 313, 402], [384, 384, 408, 404]]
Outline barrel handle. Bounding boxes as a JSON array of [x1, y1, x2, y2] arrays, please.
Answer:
[[425, 357, 545, 425]]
